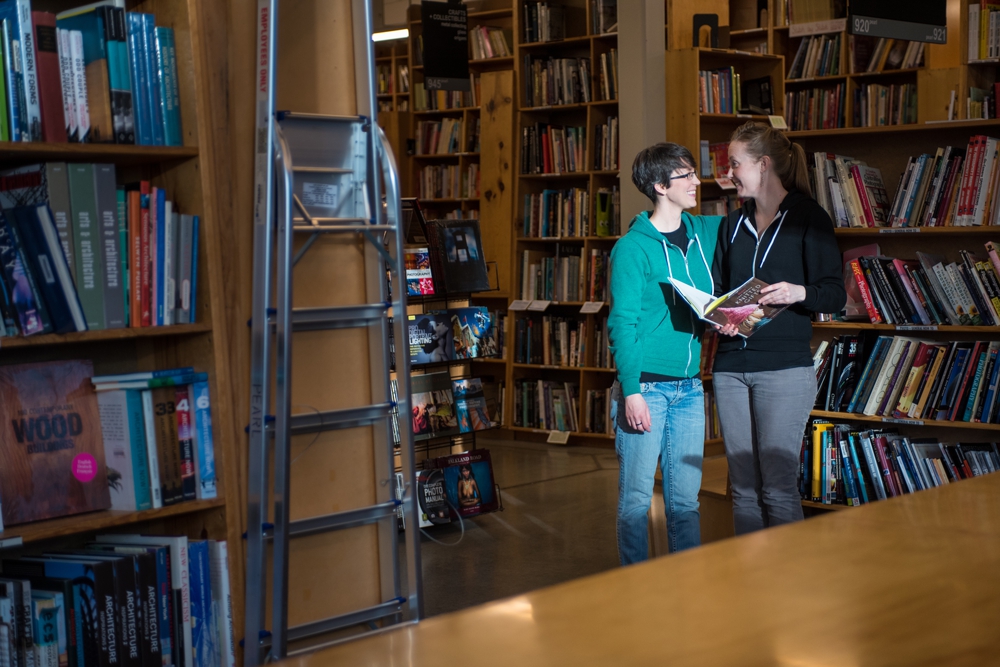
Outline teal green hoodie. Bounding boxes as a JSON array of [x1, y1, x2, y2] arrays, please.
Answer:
[[607, 210, 723, 397]]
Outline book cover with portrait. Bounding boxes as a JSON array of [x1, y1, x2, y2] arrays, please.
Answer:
[[0, 360, 111, 525], [434, 449, 499, 518]]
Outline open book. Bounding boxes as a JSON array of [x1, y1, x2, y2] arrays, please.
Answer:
[[668, 276, 788, 337]]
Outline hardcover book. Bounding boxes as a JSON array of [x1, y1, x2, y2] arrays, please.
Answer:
[[449, 306, 497, 359], [0, 360, 111, 526], [668, 276, 788, 337]]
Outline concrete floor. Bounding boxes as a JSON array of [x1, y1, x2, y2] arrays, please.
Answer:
[[419, 436, 622, 617]]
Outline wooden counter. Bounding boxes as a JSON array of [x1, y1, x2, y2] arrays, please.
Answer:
[[277, 473, 1000, 666]]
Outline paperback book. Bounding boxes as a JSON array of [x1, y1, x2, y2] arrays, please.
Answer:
[[410, 372, 460, 440], [668, 276, 787, 337], [452, 378, 492, 433], [404, 246, 435, 296]]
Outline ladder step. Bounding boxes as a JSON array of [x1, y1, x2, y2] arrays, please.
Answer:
[[289, 304, 387, 331], [292, 166, 352, 174], [292, 223, 396, 233], [259, 599, 406, 650], [290, 403, 394, 434], [265, 501, 399, 540]]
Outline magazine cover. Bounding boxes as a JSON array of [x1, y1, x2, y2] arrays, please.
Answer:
[[668, 276, 788, 337], [449, 307, 498, 359], [404, 246, 435, 296], [408, 311, 455, 364], [434, 450, 499, 518], [411, 372, 460, 440], [416, 468, 451, 527], [0, 360, 111, 525], [452, 378, 493, 432]]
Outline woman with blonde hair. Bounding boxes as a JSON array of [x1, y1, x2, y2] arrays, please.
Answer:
[[712, 121, 846, 535]]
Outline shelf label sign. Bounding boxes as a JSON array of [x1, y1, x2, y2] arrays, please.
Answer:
[[527, 300, 551, 312], [882, 417, 924, 426], [580, 301, 604, 314], [508, 300, 531, 311], [879, 227, 921, 234], [547, 430, 571, 444], [897, 325, 938, 332], [849, 15, 946, 44], [767, 115, 788, 130], [421, 1, 471, 91]]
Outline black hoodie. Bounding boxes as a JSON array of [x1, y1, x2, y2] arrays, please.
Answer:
[[711, 189, 846, 373]]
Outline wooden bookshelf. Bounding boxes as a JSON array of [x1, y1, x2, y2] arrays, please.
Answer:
[[0, 0, 244, 660]]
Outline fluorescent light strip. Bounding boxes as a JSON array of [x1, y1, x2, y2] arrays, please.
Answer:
[[372, 28, 408, 42]]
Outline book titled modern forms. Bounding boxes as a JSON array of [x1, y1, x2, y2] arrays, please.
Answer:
[[668, 276, 788, 337]]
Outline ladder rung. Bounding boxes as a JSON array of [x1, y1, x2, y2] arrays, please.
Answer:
[[290, 403, 394, 434], [292, 223, 395, 233], [292, 166, 352, 174], [259, 599, 406, 650], [289, 304, 387, 331], [268, 501, 399, 540], [293, 217, 367, 223]]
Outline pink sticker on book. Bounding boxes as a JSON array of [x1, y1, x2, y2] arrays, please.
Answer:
[[72, 453, 98, 483]]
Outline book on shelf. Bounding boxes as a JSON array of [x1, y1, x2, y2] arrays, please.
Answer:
[[593, 115, 618, 171], [514, 313, 587, 367], [0, 360, 111, 527], [514, 378, 579, 432], [0, 164, 199, 338], [800, 421, 1000, 506], [92, 366, 217, 509], [3, 6, 184, 145], [583, 386, 612, 434], [668, 276, 788, 337], [785, 82, 846, 131], [787, 33, 841, 79], [524, 54, 594, 107], [522, 187, 589, 238], [596, 49, 617, 101], [521, 1, 566, 43], [469, 24, 511, 60], [411, 372, 460, 440], [591, 0, 617, 34], [854, 81, 917, 127], [520, 121, 587, 174]]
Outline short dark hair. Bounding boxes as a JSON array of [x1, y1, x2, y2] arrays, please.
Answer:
[[631, 143, 697, 204]]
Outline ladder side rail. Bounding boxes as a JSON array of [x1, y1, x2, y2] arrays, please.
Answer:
[[269, 121, 297, 661], [245, 0, 279, 663], [377, 126, 423, 621]]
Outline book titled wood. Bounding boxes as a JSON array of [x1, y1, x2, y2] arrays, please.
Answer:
[[0, 360, 110, 525]]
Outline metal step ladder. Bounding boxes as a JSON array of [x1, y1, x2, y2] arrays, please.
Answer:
[[244, 1, 421, 663]]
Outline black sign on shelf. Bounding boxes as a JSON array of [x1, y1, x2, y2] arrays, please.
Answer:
[[848, 0, 947, 44], [421, 1, 471, 92]]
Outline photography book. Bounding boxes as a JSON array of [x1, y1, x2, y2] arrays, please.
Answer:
[[429, 449, 499, 518], [668, 276, 787, 337], [404, 246, 435, 296], [410, 372, 460, 440]]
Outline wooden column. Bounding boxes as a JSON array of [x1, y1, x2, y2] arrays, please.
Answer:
[[618, 0, 666, 219], [478, 70, 515, 296]]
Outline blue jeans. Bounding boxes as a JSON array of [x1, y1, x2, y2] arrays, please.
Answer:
[[612, 379, 704, 564]]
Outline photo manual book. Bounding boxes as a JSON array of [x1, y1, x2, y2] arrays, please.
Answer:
[[668, 276, 788, 337], [0, 360, 111, 525]]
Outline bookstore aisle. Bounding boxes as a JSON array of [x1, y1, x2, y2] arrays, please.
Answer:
[[417, 436, 620, 616]]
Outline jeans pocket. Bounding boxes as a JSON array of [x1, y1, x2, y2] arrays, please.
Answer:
[[640, 382, 651, 394]]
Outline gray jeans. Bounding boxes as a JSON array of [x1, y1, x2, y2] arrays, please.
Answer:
[[713, 366, 816, 535]]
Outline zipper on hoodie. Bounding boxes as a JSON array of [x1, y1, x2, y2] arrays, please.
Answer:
[[662, 220, 713, 376]]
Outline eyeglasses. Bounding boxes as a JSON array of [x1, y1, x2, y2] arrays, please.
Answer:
[[669, 171, 698, 181]]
